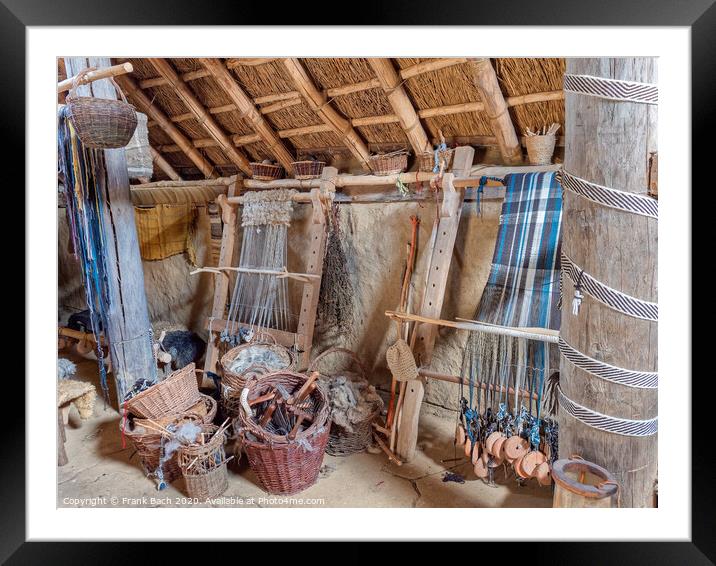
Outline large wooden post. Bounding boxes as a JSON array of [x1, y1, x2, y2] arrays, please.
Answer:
[[64, 57, 156, 404], [558, 58, 658, 507]]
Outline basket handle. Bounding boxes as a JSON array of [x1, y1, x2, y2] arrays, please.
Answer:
[[68, 66, 130, 105], [249, 329, 277, 346], [308, 347, 366, 379]]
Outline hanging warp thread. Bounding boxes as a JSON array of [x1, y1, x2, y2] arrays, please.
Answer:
[[317, 203, 355, 335], [222, 189, 297, 345], [58, 106, 112, 404], [460, 172, 563, 461]]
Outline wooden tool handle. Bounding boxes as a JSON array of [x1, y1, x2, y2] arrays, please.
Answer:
[[288, 415, 306, 440], [258, 401, 278, 427], [288, 372, 320, 405], [249, 391, 277, 407]]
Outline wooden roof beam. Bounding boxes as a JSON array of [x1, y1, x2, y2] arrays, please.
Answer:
[[148, 57, 253, 176], [468, 58, 523, 165], [368, 58, 431, 155], [399, 57, 468, 79], [150, 147, 182, 181], [199, 58, 296, 173], [282, 58, 372, 171], [115, 74, 215, 178], [138, 68, 211, 89]]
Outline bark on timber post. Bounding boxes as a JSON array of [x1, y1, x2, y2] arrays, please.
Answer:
[[558, 58, 658, 507], [64, 57, 156, 404], [468, 58, 523, 166]]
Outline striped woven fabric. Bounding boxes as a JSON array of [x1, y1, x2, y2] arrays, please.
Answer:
[[559, 337, 658, 389], [564, 73, 658, 105], [558, 386, 658, 437], [473, 172, 563, 383], [562, 252, 658, 321], [558, 169, 658, 219]]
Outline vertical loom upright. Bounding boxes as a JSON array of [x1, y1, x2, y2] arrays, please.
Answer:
[[203, 171, 332, 385]]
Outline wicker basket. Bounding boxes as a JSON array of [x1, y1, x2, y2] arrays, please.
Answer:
[[292, 160, 325, 180], [220, 341, 296, 418], [368, 152, 408, 176], [123, 413, 206, 483], [525, 135, 556, 165], [417, 148, 455, 173], [308, 348, 383, 456], [66, 67, 138, 149], [177, 424, 230, 499], [123, 363, 202, 420], [239, 371, 331, 495], [250, 162, 284, 181]]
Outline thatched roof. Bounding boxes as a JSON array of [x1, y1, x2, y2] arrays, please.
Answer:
[[59, 57, 565, 181]]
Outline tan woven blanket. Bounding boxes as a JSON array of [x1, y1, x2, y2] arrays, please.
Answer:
[[134, 204, 196, 263]]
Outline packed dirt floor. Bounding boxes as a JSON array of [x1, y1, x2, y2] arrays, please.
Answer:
[[58, 353, 551, 508]]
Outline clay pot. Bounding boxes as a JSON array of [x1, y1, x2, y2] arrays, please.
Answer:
[[535, 462, 552, 486], [485, 431, 504, 456], [471, 442, 482, 465], [455, 424, 466, 447], [504, 435, 529, 461], [521, 451, 547, 478]]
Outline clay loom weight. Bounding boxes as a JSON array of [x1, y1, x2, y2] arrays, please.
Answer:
[[551, 457, 619, 508]]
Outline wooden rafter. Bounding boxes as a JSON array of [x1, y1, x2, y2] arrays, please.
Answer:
[[282, 58, 372, 171], [148, 58, 253, 176], [150, 147, 182, 181], [199, 58, 296, 173], [468, 58, 523, 165], [116, 74, 215, 178], [368, 58, 431, 155]]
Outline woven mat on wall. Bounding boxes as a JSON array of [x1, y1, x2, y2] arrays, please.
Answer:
[[134, 203, 197, 263]]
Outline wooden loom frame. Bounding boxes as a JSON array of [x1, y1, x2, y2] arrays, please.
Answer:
[[201, 170, 333, 386]]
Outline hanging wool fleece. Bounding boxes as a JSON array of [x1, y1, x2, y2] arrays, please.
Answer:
[[462, 172, 563, 427], [57, 107, 113, 402]]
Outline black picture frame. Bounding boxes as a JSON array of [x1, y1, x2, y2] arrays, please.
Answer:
[[7, 0, 709, 560]]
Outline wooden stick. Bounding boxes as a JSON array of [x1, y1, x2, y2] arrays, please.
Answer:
[[189, 265, 320, 282], [58, 62, 133, 93], [418, 369, 539, 401], [374, 432, 403, 466], [150, 147, 182, 181], [386, 310, 560, 343]]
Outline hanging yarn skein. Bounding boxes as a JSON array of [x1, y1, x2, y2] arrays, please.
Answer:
[[58, 106, 113, 403], [223, 189, 297, 343]]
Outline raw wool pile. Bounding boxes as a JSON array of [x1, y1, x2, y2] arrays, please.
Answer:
[[241, 189, 297, 227], [57, 358, 77, 380], [319, 371, 383, 433], [227, 345, 291, 374], [57, 379, 96, 419]]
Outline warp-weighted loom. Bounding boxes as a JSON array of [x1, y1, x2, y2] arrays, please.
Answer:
[[201, 174, 331, 384]]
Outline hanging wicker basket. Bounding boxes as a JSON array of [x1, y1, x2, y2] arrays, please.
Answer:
[[525, 135, 556, 165], [66, 67, 138, 149], [368, 151, 409, 176], [238, 371, 331, 495], [417, 148, 454, 173], [308, 348, 383, 456], [292, 160, 325, 180], [250, 162, 284, 181], [122, 363, 202, 420]]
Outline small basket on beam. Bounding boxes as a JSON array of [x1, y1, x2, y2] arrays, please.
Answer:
[[250, 161, 285, 181], [368, 150, 409, 176], [417, 148, 454, 173], [292, 160, 326, 180]]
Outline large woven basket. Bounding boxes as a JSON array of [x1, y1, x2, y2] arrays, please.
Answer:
[[66, 67, 138, 149], [250, 162, 284, 181], [239, 371, 331, 495], [292, 160, 325, 180], [177, 424, 230, 499], [417, 148, 455, 173], [123, 363, 202, 420], [122, 412, 208, 483], [309, 348, 383, 456], [525, 135, 556, 165], [220, 341, 296, 418], [368, 152, 408, 176]]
